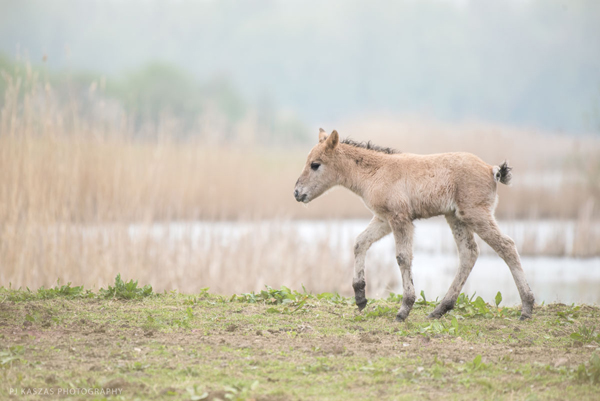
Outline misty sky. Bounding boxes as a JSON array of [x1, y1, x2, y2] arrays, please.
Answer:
[[1, 0, 599, 132]]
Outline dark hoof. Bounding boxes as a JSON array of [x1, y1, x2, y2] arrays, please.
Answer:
[[395, 311, 409, 322], [428, 301, 454, 319], [356, 299, 368, 311], [519, 314, 532, 321]]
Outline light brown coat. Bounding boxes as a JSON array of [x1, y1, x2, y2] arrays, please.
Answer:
[[294, 129, 534, 321]]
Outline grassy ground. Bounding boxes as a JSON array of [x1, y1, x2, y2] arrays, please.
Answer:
[[1, 280, 599, 400]]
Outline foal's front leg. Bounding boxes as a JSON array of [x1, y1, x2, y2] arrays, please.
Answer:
[[391, 219, 416, 322], [352, 216, 391, 311]]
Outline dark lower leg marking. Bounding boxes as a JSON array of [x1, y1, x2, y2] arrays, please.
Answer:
[[428, 299, 455, 319], [352, 279, 367, 311], [519, 292, 535, 320], [395, 294, 415, 322]]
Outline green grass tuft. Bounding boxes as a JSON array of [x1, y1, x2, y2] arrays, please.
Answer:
[[98, 273, 153, 300]]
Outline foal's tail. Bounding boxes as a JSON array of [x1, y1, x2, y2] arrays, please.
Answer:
[[492, 161, 512, 185]]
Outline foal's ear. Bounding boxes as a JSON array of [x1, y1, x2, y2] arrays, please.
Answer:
[[318, 128, 327, 142], [325, 130, 339, 150]]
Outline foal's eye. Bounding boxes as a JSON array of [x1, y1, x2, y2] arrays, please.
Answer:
[[310, 162, 321, 171]]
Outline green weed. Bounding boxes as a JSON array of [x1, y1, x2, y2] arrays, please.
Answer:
[[556, 305, 581, 325], [363, 305, 397, 319], [386, 292, 403, 303], [494, 291, 503, 307], [171, 307, 194, 328], [234, 285, 354, 313], [183, 288, 210, 305], [235, 285, 313, 314], [0, 280, 91, 302], [454, 294, 494, 318], [466, 355, 488, 372], [99, 274, 153, 300], [1, 345, 25, 368], [570, 325, 600, 344], [414, 290, 438, 307], [316, 291, 353, 306], [417, 316, 465, 336], [453, 292, 518, 319], [234, 285, 303, 304], [143, 307, 194, 330], [418, 320, 448, 335], [576, 353, 600, 385]]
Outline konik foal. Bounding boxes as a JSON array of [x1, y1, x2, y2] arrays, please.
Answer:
[[294, 129, 535, 321]]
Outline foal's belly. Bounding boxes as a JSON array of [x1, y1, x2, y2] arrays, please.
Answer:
[[364, 180, 456, 222]]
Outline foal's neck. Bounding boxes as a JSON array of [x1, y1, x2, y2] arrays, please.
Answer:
[[336, 144, 389, 198]]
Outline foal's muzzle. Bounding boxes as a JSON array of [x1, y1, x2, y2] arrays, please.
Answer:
[[294, 189, 307, 202]]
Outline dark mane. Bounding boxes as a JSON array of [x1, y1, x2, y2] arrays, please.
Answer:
[[341, 138, 399, 155]]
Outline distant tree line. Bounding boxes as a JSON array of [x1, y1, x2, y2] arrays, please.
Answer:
[[1, 0, 599, 133]]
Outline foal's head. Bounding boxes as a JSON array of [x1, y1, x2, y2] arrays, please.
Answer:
[[294, 129, 340, 203]]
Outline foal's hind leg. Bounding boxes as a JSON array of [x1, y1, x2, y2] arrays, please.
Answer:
[[390, 218, 416, 322], [473, 216, 535, 320], [429, 215, 479, 319], [353, 216, 391, 311]]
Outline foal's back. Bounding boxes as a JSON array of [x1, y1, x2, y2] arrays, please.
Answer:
[[372, 151, 497, 220]]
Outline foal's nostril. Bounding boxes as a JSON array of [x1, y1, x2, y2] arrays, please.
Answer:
[[294, 189, 299, 199]]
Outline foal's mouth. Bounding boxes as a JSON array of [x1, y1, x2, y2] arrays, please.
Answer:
[[293, 189, 308, 203]]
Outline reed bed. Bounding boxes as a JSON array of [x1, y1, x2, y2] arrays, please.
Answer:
[[1, 119, 598, 223], [1, 66, 599, 292], [0, 222, 386, 296]]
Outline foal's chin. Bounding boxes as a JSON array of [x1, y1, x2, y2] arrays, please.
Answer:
[[298, 192, 318, 203], [294, 195, 311, 204]]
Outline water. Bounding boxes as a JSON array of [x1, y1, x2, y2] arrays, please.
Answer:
[[294, 218, 600, 305], [128, 218, 600, 305]]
